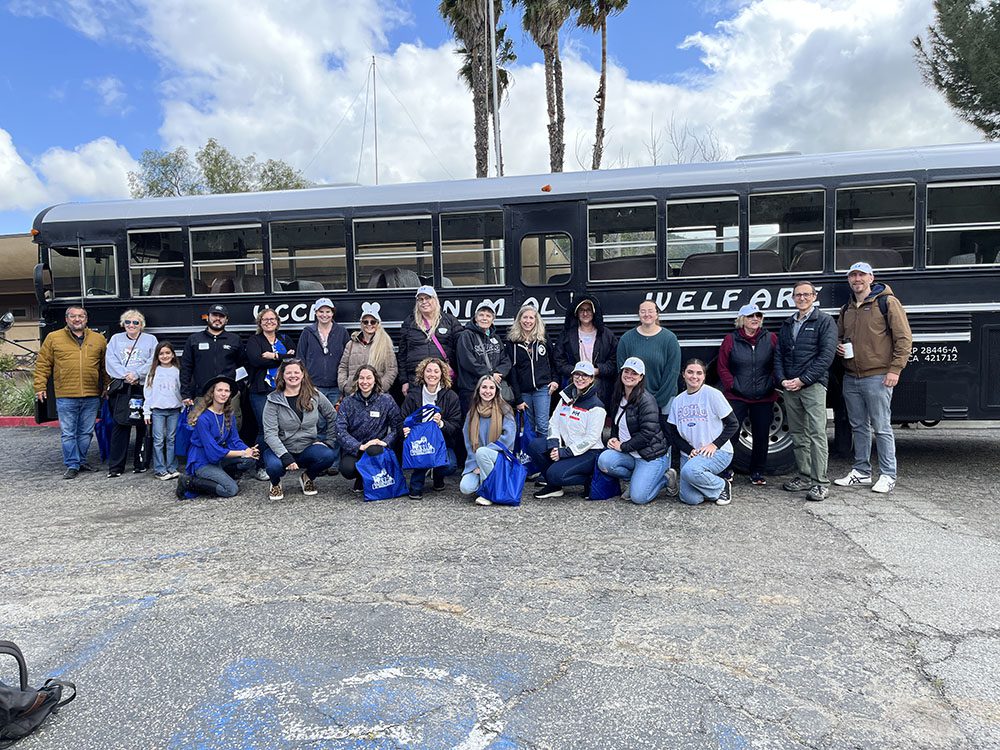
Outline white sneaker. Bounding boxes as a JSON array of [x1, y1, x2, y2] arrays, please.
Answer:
[[665, 468, 679, 497], [474, 496, 493, 506], [833, 469, 872, 487], [255, 468, 270, 482], [871, 475, 896, 494]]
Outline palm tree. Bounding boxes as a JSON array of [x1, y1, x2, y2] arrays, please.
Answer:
[[514, 0, 571, 172], [440, 0, 514, 177], [572, 0, 629, 170]]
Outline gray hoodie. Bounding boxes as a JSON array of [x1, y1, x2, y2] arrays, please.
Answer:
[[262, 390, 338, 464]]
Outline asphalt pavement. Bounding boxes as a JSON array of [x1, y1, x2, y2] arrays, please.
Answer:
[[1, 423, 998, 750]]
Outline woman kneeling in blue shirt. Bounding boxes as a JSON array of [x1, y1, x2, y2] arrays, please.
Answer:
[[177, 376, 259, 499]]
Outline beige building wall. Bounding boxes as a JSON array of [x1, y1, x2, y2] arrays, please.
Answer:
[[0, 234, 40, 355]]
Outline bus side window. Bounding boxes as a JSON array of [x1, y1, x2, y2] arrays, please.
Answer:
[[667, 197, 738, 277], [587, 203, 656, 282], [354, 216, 433, 289], [927, 182, 1000, 267], [189, 225, 263, 295], [749, 191, 823, 274], [520, 233, 571, 286], [835, 185, 915, 271], [48, 244, 118, 299]]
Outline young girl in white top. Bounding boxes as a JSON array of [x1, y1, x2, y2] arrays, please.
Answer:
[[144, 342, 184, 479]]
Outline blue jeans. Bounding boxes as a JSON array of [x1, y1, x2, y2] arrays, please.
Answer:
[[525, 437, 600, 488], [842, 374, 897, 478], [194, 456, 256, 498], [150, 407, 180, 475], [56, 396, 99, 469], [522, 388, 552, 436], [409, 448, 458, 493], [249, 392, 269, 453], [597, 449, 669, 505], [317, 386, 341, 469], [678, 450, 733, 505], [262, 444, 336, 484], [460, 446, 501, 495]]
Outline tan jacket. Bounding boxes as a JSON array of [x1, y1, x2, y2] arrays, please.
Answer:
[[33, 327, 108, 398], [337, 331, 398, 395], [837, 283, 912, 378]]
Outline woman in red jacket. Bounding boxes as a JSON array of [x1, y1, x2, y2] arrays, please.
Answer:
[[716, 303, 778, 485]]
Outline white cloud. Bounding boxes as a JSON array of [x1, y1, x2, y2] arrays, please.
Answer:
[[86, 75, 132, 115], [0, 131, 136, 216], [124, 0, 979, 189], [0, 129, 47, 210], [35, 137, 137, 200]]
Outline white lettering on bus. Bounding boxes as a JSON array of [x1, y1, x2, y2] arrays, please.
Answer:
[[522, 296, 557, 316], [749, 289, 772, 309], [722, 289, 742, 310], [645, 287, 808, 313], [677, 291, 696, 311], [252, 303, 310, 324]]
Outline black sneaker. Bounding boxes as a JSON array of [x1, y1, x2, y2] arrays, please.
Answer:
[[107, 470, 122, 478], [750, 472, 767, 486], [716, 476, 733, 506], [63, 467, 79, 480], [175, 475, 190, 500], [408, 490, 423, 499], [782, 477, 811, 492], [133, 466, 147, 474], [432, 477, 445, 491], [352, 477, 363, 493], [806, 484, 829, 502], [78, 462, 95, 472], [533, 484, 564, 499]]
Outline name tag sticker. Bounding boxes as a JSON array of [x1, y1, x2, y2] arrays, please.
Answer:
[[369, 410, 380, 418], [198, 342, 209, 350], [438, 328, 448, 334]]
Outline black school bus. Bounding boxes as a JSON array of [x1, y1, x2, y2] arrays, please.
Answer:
[[31, 142, 1000, 471]]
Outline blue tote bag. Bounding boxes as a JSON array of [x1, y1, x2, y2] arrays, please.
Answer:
[[479, 442, 527, 506], [514, 412, 540, 476], [357, 449, 409, 501], [174, 406, 194, 458], [402, 405, 448, 470], [589, 467, 621, 501]]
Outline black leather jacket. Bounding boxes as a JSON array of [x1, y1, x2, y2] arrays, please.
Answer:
[[610, 389, 669, 461]]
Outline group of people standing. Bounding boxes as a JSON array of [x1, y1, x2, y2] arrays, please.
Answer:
[[33, 261, 911, 506]]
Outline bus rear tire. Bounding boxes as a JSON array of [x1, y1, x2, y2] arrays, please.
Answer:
[[731, 397, 796, 475]]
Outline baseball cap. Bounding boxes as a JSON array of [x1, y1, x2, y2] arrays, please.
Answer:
[[475, 300, 496, 314], [207, 304, 229, 316], [415, 286, 438, 299], [738, 303, 762, 317], [311, 297, 336, 314], [622, 357, 646, 376], [572, 361, 596, 376], [848, 261, 873, 275]]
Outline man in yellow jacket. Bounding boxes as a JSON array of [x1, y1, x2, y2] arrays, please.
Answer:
[[33, 306, 108, 479]]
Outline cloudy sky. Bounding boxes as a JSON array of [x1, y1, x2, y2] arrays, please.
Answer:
[[0, 0, 980, 235]]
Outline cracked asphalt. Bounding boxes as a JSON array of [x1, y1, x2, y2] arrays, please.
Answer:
[[1, 423, 998, 749]]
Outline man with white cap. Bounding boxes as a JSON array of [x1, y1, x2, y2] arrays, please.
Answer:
[[297, 297, 350, 468], [834, 262, 912, 494]]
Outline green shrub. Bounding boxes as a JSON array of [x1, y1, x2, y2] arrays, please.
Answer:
[[0, 377, 36, 416]]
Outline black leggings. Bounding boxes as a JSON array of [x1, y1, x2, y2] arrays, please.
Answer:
[[729, 399, 774, 474], [339, 445, 386, 480]]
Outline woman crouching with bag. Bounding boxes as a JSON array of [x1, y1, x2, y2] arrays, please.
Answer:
[[261, 359, 338, 500], [527, 361, 607, 500], [177, 376, 259, 499], [400, 357, 462, 498], [460, 375, 516, 506], [335, 365, 403, 492], [597, 357, 670, 504]]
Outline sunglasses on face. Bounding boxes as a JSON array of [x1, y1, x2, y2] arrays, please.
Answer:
[[361, 319, 378, 326], [748, 312, 764, 319], [123, 320, 141, 326]]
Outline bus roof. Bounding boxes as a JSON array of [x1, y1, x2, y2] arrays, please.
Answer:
[[35, 141, 1000, 227]]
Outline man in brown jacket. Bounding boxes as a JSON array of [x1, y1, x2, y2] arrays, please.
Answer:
[[33, 306, 108, 478], [833, 262, 912, 494]]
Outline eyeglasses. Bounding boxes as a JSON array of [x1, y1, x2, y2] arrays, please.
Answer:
[[123, 320, 141, 326], [260, 317, 278, 324], [572, 372, 593, 379], [793, 292, 816, 299]]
